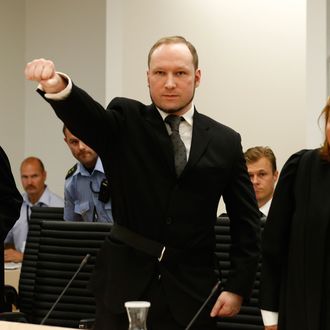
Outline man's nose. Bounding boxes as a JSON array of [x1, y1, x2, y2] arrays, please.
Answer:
[[25, 178, 34, 186], [251, 175, 259, 184], [165, 74, 176, 89], [78, 141, 87, 149]]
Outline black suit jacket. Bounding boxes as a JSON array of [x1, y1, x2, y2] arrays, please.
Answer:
[[0, 146, 22, 311], [45, 85, 261, 326]]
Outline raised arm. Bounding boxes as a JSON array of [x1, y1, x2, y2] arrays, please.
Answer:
[[24, 58, 67, 93]]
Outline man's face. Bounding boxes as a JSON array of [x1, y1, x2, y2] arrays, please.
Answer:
[[147, 43, 201, 116], [64, 129, 98, 169], [247, 157, 278, 208], [21, 161, 46, 199]]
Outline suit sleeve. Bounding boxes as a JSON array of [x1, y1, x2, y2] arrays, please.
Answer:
[[222, 135, 261, 298], [0, 147, 23, 241], [39, 84, 123, 159], [259, 150, 306, 311]]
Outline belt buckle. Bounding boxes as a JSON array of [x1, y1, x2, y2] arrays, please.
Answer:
[[158, 246, 166, 262]]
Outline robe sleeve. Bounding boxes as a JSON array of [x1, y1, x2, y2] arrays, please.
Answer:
[[259, 149, 308, 311], [0, 146, 23, 241]]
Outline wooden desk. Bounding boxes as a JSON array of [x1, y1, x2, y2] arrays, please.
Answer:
[[0, 321, 77, 329], [4, 263, 21, 291]]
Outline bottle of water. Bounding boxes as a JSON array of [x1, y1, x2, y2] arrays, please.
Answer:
[[125, 301, 150, 330]]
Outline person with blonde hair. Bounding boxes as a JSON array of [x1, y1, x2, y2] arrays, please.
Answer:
[[24, 36, 260, 330], [244, 146, 278, 217], [260, 98, 330, 329]]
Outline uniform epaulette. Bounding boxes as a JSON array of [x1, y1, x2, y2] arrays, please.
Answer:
[[65, 163, 78, 180]]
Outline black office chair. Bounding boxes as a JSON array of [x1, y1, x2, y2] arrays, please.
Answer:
[[18, 207, 65, 315], [3, 207, 64, 314], [214, 215, 265, 330], [29, 206, 65, 221], [1, 208, 111, 328], [31, 220, 111, 327]]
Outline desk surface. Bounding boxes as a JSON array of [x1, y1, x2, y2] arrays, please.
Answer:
[[0, 321, 77, 329]]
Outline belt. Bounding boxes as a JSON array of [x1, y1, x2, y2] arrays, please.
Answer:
[[109, 224, 214, 266], [109, 224, 181, 262]]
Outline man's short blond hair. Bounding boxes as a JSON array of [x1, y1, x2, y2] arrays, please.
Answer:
[[148, 36, 199, 70], [244, 146, 277, 173]]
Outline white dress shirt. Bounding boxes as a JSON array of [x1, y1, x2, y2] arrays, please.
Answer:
[[157, 106, 194, 160], [259, 198, 272, 217]]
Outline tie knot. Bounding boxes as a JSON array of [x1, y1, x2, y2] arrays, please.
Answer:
[[165, 115, 183, 132]]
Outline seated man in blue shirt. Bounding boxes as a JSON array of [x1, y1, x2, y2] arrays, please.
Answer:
[[63, 126, 113, 223], [4, 156, 64, 262]]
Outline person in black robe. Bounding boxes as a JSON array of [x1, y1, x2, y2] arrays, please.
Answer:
[[260, 98, 330, 330], [0, 146, 23, 311]]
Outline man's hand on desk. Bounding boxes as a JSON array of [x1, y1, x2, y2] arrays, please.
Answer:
[[4, 248, 23, 263]]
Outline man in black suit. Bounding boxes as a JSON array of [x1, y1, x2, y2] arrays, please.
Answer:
[[0, 147, 22, 311], [25, 36, 261, 330]]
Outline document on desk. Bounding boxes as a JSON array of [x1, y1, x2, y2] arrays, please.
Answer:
[[5, 262, 21, 270]]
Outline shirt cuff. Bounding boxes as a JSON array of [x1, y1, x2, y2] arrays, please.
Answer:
[[37, 72, 72, 100], [261, 309, 278, 326]]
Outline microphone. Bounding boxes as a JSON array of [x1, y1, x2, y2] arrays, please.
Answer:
[[185, 280, 221, 330], [40, 253, 91, 325]]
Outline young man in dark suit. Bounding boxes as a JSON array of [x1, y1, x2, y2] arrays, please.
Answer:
[[25, 36, 261, 330]]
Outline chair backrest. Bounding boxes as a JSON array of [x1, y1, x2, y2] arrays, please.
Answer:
[[18, 207, 64, 316], [30, 220, 111, 327], [215, 215, 265, 330], [30, 206, 64, 221]]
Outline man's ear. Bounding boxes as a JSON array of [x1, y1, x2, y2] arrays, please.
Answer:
[[147, 70, 150, 87], [195, 69, 201, 87]]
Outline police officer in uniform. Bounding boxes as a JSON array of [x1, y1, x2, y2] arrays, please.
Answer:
[[63, 126, 113, 223]]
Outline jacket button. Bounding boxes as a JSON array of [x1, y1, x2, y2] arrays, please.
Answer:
[[166, 217, 172, 225]]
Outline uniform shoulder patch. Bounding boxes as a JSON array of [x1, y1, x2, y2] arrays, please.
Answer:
[[65, 163, 78, 180]]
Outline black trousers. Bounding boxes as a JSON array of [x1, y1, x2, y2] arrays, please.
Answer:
[[94, 276, 217, 330]]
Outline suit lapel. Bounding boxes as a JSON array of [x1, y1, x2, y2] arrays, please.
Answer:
[[185, 110, 211, 171]]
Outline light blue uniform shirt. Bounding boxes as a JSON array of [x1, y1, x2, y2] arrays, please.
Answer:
[[64, 157, 113, 223], [4, 186, 64, 252]]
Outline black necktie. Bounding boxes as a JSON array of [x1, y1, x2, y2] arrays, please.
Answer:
[[165, 115, 187, 176]]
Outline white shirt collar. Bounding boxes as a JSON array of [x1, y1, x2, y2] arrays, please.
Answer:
[[157, 104, 194, 126], [259, 198, 272, 217]]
